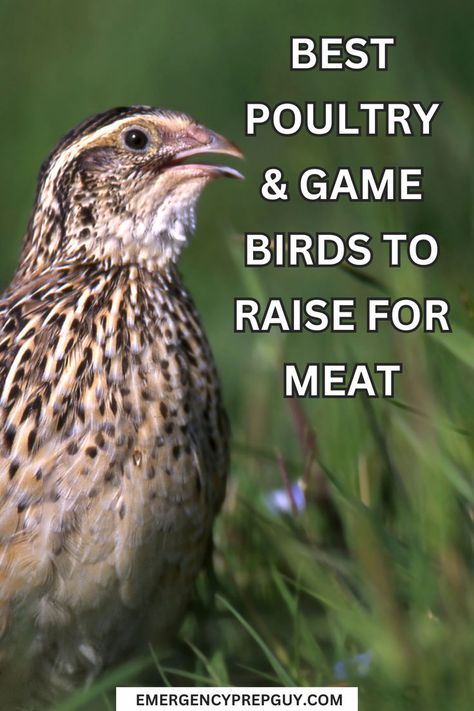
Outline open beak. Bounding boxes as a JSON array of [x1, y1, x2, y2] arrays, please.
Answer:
[[167, 124, 244, 180]]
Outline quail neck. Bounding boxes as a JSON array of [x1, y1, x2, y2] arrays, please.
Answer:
[[0, 106, 241, 709]]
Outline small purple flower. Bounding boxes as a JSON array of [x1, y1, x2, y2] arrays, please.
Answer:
[[265, 481, 306, 515], [334, 650, 373, 680]]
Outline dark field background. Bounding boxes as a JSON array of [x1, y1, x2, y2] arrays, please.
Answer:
[[0, 1, 473, 709]]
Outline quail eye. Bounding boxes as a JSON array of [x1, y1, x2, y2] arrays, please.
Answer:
[[123, 128, 150, 152]]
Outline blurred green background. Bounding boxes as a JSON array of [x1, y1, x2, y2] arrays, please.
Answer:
[[0, 1, 473, 710]]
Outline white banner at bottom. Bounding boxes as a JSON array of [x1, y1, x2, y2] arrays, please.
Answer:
[[116, 687, 358, 711]]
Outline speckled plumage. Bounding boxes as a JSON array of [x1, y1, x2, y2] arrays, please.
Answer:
[[0, 106, 241, 709]]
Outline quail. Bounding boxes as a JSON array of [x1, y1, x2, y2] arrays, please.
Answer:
[[0, 106, 242, 709]]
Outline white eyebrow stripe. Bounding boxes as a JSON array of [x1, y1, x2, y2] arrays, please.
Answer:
[[45, 113, 190, 185], [47, 117, 154, 181]]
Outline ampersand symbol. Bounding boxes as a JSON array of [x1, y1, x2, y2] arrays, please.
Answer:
[[260, 168, 289, 201]]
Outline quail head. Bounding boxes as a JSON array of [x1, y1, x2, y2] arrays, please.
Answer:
[[0, 106, 242, 709]]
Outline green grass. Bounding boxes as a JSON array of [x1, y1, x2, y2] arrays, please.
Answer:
[[47, 253, 474, 711]]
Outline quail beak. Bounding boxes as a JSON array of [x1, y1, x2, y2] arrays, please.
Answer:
[[166, 124, 244, 180]]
